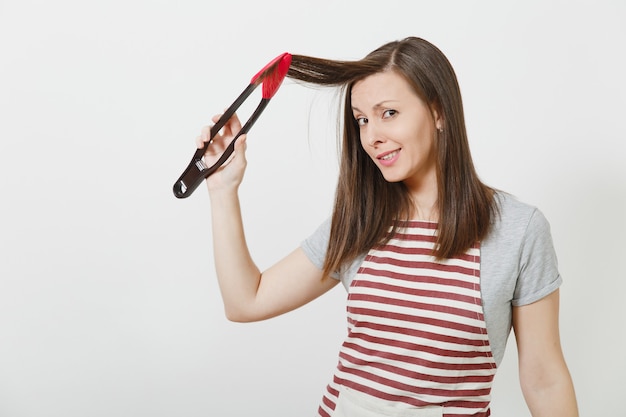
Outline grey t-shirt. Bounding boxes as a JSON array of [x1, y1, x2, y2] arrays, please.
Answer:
[[301, 191, 562, 366]]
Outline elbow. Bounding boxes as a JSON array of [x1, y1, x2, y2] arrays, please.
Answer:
[[224, 312, 251, 323], [518, 364, 578, 416], [223, 305, 257, 323]]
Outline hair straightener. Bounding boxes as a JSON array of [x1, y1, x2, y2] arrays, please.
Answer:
[[173, 52, 292, 199]]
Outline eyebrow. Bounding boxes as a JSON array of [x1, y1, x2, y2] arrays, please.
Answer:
[[351, 100, 400, 113]]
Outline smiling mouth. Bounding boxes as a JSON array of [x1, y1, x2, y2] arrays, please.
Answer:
[[379, 150, 400, 161]]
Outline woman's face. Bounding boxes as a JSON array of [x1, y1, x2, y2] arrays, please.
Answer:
[[351, 70, 441, 191]]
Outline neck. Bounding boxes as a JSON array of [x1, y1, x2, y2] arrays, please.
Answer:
[[410, 197, 438, 222], [405, 171, 439, 222]]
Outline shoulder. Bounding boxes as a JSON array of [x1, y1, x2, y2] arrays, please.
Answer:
[[301, 217, 332, 272], [492, 190, 538, 225], [300, 217, 365, 288], [482, 191, 558, 287], [488, 191, 550, 246], [483, 190, 560, 301]]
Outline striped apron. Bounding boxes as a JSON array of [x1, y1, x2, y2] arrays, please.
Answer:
[[318, 221, 497, 417]]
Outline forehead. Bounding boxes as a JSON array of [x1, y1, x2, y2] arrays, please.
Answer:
[[351, 70, 418, 107]]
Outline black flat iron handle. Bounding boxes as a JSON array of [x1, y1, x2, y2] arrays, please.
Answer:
[[172, 99, 270, 199]]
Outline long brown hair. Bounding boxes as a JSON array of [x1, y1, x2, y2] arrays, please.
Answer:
[[286, 37, 495, 278]]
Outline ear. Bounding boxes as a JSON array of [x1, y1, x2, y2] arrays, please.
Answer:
[[431, 106, 444, 131]]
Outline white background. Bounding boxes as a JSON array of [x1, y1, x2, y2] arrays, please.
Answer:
[[1, 0, 624, 416]]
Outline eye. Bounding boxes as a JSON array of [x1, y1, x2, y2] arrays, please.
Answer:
[[355, 117, 368, 126], [382, 109, 397, 119]]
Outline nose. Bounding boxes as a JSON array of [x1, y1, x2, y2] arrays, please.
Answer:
[[364, 124, 384, 147]]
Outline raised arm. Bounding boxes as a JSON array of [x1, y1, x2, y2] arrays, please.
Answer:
[[512, 289, 579, 416], [197, 115, 338, 322]]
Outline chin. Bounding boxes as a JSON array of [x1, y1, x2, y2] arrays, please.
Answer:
[[381, 173, 407, 183]]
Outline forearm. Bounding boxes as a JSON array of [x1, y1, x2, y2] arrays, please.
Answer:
[[209, 188, 261, 319]]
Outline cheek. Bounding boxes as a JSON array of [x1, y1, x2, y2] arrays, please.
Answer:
[[363, 148, 377, 162], [358, 133, 366, 149], [357, 131, 375, 156], [410, 123, 435, 148]]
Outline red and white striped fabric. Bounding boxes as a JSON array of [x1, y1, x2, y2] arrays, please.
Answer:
[[318, 221, 497, 417]]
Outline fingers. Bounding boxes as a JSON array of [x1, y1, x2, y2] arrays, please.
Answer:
[[222, 113, 242, 138], [196, 124, 213, 149], [197, 112, 243, 150], [209, 111, 242, 131]]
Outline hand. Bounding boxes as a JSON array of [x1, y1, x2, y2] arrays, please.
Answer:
[[196, 112, 248, 192]]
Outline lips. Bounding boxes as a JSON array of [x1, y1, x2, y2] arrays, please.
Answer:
[[379, 150, 399, 160], [376, 149, 401, 166]]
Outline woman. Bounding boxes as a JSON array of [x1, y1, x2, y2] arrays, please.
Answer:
[[197, 37, 578, 416]]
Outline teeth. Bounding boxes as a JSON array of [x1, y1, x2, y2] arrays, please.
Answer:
[[380, 151, 398, 160]]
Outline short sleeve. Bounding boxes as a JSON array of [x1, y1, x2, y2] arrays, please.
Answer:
[[512, 209, 563, 306], [300, 217, 339, 279]]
